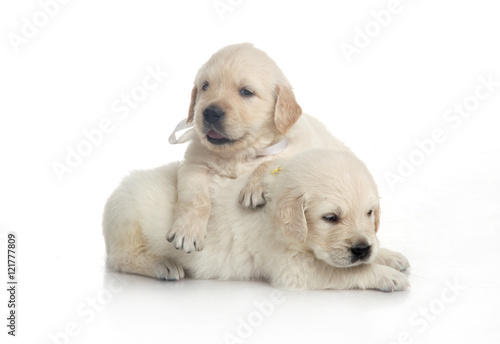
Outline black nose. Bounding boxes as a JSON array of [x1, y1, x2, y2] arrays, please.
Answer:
[[203, 107, 224, 124], [351, 244, 371, 260]]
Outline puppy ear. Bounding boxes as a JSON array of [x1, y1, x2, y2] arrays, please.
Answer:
[[274, 86, 302, 135], [374, 204, 381, 233], [275, 188, 307, 243], [187, 86, 197, 123]]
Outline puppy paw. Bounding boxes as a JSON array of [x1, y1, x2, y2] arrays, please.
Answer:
[[154, 259, 185, 281], [166, 216, 207, 253], [374, 248, 410, 272], [239, 182, 267, 209], [367, 264, 410, 292]]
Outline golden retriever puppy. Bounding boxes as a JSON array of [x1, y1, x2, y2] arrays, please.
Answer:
[[103, 149, 410, 291], [167, 43, 348, 253]]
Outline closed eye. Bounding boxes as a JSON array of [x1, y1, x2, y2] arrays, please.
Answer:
[[367, 209, 373, 216], [322, 214, 338, 223]]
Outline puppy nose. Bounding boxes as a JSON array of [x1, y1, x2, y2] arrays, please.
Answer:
[[203, 107, 224, 124], [351, 244, 371, 260]]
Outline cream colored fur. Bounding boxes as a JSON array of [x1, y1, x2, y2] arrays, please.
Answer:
[[103, 149, 410, 291], [166, 43, 346, 253]]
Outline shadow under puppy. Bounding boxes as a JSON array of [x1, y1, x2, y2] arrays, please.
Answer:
[[103, 149, 410, 291]]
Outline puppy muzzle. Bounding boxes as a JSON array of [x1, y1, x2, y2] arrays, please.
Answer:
[[202, 106, 234, 145]]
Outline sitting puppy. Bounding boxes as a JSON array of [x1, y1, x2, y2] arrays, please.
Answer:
[[166, 43, 347, 253], [103, 149, 410, 291]]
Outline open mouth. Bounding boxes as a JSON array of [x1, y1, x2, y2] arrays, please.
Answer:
[[206, 130, 233, 145]]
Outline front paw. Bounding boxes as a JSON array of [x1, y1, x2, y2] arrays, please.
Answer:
[[366, 264, 410, 292], [239, 183, 266, 209], [166, 216, 207, 253], [374, 248, 410, 272]]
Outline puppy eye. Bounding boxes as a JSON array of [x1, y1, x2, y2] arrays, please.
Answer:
[[202, 82, 209, 91], [240, 88, 254, 97], [322, 214, 338, 223], [367, 209, 373, 216]]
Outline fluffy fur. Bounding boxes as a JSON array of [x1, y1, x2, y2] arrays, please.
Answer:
[[165, 43, 347, 253], [103, 149, 410, 291]]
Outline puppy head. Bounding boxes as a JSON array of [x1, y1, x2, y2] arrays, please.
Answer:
[[273, 149, 381, 268], [186, 43, 302, 156]]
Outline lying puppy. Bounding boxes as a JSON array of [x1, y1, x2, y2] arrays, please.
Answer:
[[103, 149, 410, 291], [167, 43, 347, 253]]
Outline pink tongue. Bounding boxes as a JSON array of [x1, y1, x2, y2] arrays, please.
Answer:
[[207, 130, 225, 140]]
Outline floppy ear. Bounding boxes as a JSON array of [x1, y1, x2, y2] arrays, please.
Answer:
[[274, 86, 302, 135], [374, 204, 380, 233], [187, 86, 197, 123], [275, 188, 307, 243]]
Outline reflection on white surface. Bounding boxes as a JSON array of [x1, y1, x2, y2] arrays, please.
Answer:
[[4, 147, 500, 344]]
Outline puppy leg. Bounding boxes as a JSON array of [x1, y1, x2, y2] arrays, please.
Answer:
[[239, 161, 272, 208], [166, 163, 211, 253], [374, 247, 410, 272], [347, 263, 410, 291], [107, 223, 185, 280], [271, 259, 410, 292], [108, 253, 185, 281]]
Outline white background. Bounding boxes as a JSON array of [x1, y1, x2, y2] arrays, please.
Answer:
[[1, 0, 500, 343]]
